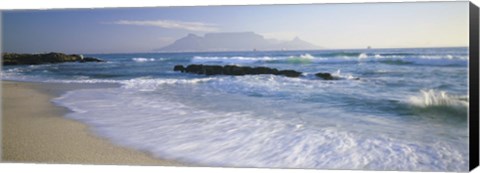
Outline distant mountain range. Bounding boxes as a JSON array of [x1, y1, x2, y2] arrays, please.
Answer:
[[155, 32, 320, 52]]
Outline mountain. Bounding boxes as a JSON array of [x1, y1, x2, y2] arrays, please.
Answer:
[[156, 32, 320, 52]]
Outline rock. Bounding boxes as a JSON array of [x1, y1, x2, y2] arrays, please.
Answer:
[[238, 66, 253, 75], [222, 65, 236, 75], [277, 70, 302, 77], [175, 64, 303, 77], [2, 52, 105, 65], [203, 65, 224, 75], [315, 73, 336, 80], [252, 67, 279, 74], [174, 64, 353, 80], [79, 57, 105, 63], [222, 65, 247, 75], [173, 65, 185, 72], [185, 64, 204, 74], [175, 64, 358, 80]]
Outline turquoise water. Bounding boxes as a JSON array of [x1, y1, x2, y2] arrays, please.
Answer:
[[2, 47, 469, 171]]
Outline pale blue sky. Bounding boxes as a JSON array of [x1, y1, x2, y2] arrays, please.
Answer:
[[2, 1, 469, 53]]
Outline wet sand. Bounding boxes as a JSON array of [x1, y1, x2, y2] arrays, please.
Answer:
[[1, 81, 185, 166]]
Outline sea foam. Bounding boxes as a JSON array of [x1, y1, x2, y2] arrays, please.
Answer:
[[51, 78, 468, 171], [409, 89, 468, 108], [190, 54, 467, 66], [132, 57, 155, 62]]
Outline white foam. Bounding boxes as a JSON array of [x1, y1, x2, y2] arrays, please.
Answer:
[[358, 53, 368, 59], [189, 54, 468, 66], [120, 77, 216, 91], [332, 69, 358, 80], [286, 54, 316, 64], [408, 89, 468, 108], [52, 86, 468, 171], [132, 57, 155, 62]]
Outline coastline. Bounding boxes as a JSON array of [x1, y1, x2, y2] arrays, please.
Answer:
[[1, 80, 186, 166]]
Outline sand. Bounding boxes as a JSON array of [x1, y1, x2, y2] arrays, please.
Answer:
[[1, 81, 185, 166]]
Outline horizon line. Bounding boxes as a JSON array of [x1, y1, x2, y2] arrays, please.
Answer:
[[2, 46, 468, 55], [81, 46, 470, 55]]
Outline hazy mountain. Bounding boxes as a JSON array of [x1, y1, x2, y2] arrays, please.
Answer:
[[156, 32, 320, 52]]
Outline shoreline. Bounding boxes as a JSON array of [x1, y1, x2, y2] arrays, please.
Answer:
[[1, 80, 187, 166]]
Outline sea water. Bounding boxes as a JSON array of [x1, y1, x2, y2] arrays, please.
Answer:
[[1, 47, 469, 171]]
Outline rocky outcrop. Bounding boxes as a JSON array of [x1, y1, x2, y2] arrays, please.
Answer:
[[315, 73, 336, 80], [2, 52, 105, 65], [174, 64, 303, 77], [173, 65, 186, 72], [79, 57, 104, 63], [174, 64, 355, 80], [277, 70, 302, 77]]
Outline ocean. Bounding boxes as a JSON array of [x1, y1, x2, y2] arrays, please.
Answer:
[[1, 47, 470, 171]]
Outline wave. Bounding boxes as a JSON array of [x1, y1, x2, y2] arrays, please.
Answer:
[[132, 57, 155, 62], [358, 53, 368, 59], [51, 85, 468, 171], [331, 69, 358, 80], [190, 54, 467, 66], [120, 77, 216, 91], [408, 89, 468, 120], [286, 54, 315, 64], [310, 52, 462, 58], [409, 89, 468, 108]]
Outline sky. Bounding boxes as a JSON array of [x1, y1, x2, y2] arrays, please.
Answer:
[[1, 1, 469, 54]]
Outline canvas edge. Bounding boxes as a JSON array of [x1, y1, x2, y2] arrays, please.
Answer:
[[470, 1, 480, 171]]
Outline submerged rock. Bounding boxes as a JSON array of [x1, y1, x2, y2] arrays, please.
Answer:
[[2, 52, 105, 65]]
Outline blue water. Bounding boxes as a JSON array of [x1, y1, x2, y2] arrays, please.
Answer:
[[1, 47, 470, 171]]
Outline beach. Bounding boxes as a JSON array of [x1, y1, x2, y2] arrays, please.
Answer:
[[1, 81, 185, 166]]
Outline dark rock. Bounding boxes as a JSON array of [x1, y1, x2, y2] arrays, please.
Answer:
[[175, 64, 353, 80], [2, 52, 105, 65], [240, 66, 254, 75], [252, 67, 279, 74], [277, 70, 302, 77], [222, 65, 236, 75], [175, 64, 303, 78], [173, 65, 185, 72], [203, 65, 224, 75], [315, 73, 336, 80], [223, 65, 248, 76], [185, 64, 204, 74], [79, 57, 105, 63]]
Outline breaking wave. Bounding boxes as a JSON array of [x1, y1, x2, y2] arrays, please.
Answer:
[[132, 57, 156, 62], [409, 89, 468, 108], [190, 54, 467, 66], [52, 84, 469, 171], [408, 89, 468, 121]]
